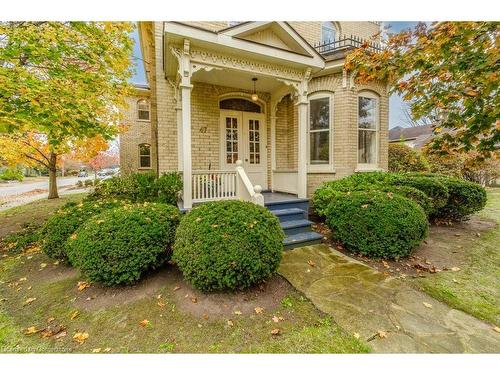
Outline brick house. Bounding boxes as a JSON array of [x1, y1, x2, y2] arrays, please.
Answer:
[[120, 21, 389, 214]]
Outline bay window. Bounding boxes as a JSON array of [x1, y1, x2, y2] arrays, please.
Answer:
[[358, 92, 379, 166]]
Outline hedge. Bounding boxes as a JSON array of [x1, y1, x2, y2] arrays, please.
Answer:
[[66, 203, 180, 285], [173, 200, 284, 292], [325, 191, 428, 259]]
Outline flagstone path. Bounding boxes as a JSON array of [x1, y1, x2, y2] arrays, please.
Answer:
[[279, 244, 500, 353]]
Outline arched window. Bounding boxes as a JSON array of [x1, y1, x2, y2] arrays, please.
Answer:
[[219, 98, 261, 113], [357, 91, 379, 166], [137, 99, 150, 121], [138, 143, 151, 168], [321, 22, 337, 44]]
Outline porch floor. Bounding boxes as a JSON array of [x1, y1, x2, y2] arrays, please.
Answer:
[[262, 191, 302, 204]]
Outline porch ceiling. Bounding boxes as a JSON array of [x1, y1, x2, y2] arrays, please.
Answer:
[[192, 68, 283, 93]]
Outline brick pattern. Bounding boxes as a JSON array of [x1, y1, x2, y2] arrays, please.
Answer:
[[120, 21, 389, 197]]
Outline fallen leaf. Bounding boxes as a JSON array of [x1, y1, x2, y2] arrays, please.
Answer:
[[54, 331, 67, 340], [39, 263, 47, 269], [77, 281, 90, 291], [23, 297, 36, 306], [156, 294, 162, 299], [70, 311, 80, 320], [493, 327, 500, 333], [423, 302, 433, 309], [73, 332, 89, 344], [272, 316, 280, 323], [157, 301, 166, 308], [254, 307, 264, 314], [234, 310, 242, 315], [41, 325, 65, 338], [451, 267, 461, 272], [361, 204, 369, 209], [191, 297, 198, 303], [24, 326, 40, 335], [139, 319, 150, 328], [103, 347, 112, 352], [173, 286, 181, 291], [47, 317, 55, 323], [378, 330, 387, 339], [92, 348, 102, 353], [19, 277, 27, 282], [353, 333, 360, 339], [307, 260, 316, 267], [197, 324, 202, 328], [202, 314, 209, 320], [227, 320, 234, 327], [271, 328, 280, 336]]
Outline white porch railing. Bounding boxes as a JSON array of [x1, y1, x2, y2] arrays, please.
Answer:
[[235, 160, 264, 206], [192, 170, 237, 203]]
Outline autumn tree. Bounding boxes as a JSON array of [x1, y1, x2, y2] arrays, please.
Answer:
[[346, 22, 500, 156], [0, 22, 133, 198]]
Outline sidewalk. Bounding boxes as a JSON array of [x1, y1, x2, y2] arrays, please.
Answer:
[[279, 244, 500, 353]]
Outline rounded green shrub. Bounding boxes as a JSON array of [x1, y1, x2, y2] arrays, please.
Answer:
[[66, 203, 180, 285], [41, 198, 126, 261], [173, 200, 284, 292], [433, 177, 487, 221], [392, 174, 449, 214], [312, 172, 401, 217], [325, 191, 428, 259]]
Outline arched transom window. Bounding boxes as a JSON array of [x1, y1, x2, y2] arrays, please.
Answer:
[[321, 21, 337, 44], [137, 99, 150, 121]]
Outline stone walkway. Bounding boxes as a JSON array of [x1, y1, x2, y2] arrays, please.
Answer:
[[279, 244, 500, 353]]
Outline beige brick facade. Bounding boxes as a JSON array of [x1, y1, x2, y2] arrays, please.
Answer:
[[120, 21, 389, 198]]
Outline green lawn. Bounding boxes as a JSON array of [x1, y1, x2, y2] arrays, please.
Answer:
[[416, 188, 500, 326], [0, 194, 368, 354]]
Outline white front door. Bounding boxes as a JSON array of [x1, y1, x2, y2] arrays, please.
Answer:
[[220, 110, 267, 189]]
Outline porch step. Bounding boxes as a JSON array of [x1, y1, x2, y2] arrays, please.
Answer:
[[280, 219, 313, 236], [265, 198, 309, 212], [270, 208, 307, 222], [283, 232, 324, 251]]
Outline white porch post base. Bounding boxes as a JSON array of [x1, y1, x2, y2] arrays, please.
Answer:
[[181, 83, 193, 209], [297, 100, 308, 199]]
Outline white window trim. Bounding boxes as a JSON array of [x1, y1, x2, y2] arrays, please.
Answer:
[[138, 143, 152, 169], [137, 99, 151, 122], [356, 91, 380, 171], [307, 92, 334, 173]]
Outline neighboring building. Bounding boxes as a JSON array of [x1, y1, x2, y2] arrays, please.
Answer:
[[389, 125, 434, 149], [120, 21, 389, 209]]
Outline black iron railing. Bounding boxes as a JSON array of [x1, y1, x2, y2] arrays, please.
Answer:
[[313, 35, 382, 55]]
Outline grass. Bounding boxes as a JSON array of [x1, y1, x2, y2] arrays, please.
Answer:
[[416, 188, 500, 326], [0, 194, 368, 354], [0, 253, 368, 353]]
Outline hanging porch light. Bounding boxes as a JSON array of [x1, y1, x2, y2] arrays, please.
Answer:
[[251, 77, 259, 101]]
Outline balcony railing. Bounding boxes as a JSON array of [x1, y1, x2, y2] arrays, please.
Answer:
[[313, 35, 382, 55]]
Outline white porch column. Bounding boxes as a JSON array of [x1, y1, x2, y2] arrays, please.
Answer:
[[180, 83, 192, 209], [297, 97, 308, 198]]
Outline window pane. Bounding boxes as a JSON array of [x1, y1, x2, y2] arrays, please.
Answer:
[[309, 131, 329, 164], [321, 22, 336, 44], [358, 130, 377, 164], [138, 110, 149, 121], [310, 97, 329, 130], [139, 144, 150, 155], [358, 97, 377, 129], [140, 156, 151, 168]]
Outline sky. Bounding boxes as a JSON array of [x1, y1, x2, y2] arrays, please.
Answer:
[[129, 21, 419, 129]]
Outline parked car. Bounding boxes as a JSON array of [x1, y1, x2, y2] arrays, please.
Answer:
[[77, 170, 88, 178]]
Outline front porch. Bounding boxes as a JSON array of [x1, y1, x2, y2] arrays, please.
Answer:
[[164, 22, 328, 209]]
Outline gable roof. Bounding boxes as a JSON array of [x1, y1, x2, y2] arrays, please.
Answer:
[[220, 21, 322, 59]]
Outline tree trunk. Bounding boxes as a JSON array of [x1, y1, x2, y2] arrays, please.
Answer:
[[48, 152, 59, 199]]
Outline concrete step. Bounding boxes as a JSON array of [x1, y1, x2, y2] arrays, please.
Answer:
[[270, 208, 307, 222], [265, 198, 309, 213], [280, 219, 313, 236], [283, 231, 323, 251]]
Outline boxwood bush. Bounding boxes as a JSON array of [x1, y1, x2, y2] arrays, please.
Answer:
[[432, 176, 487, 221], [325, 191, 428, 259], [66, 203, 180, 285], [91, 172, 182, 205], [173, 200, 284, 292], [41, 198, 126, 261]]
